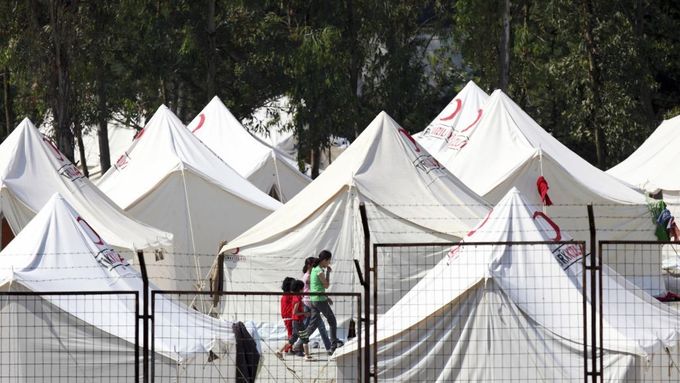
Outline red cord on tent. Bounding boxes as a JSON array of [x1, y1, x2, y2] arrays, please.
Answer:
[[536, 176, 553, 206], [656, 291, 680, 302]]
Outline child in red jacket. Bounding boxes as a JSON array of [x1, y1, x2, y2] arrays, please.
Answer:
[[276, 279, 311, 360], [279, 277, 295, 353]]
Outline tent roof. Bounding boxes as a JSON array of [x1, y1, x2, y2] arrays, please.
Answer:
[[0, 193, 234, 360], [0, 118, 172, 251], [447, 89, 647, 205], [415, 80, 489, 165], [187, 96, 310, 201], [339, 188, 680, 358], [222, 111, 490, 253], [187, 96, 301, 178], [607, 115, 680, 192], [98, 105, 281, 211]]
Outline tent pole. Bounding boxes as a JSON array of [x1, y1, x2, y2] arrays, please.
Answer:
[[271, 150, 285, 202], [137, 250, 150, 383]]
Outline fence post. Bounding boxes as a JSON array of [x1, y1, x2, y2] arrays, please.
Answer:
[[213, 252, 224, 311], [359, 202, 371, 383], [137, 250, 150, 383], [586, 205, 601, 382]]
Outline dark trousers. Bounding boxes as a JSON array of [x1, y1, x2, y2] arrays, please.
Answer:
[[301, 299, 337, 344]]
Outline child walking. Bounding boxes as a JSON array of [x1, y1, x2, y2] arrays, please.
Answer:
[[276, 280, 312, 360], [279, 277, 295, 354]]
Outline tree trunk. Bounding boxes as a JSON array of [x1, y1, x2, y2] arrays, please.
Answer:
[[206, 0, 216, 100], [499, 0, 511, 91], [310, 146, 321, 179], [95, 58, 111, 174], [579, 0, 606, 168], [2, 67, 12, 138], [346, 0, 361, 139], [75, 122, 89, 178], [49, 0, 75, 162], [632, 0, 656, 123], [97, 81, 111, 174]]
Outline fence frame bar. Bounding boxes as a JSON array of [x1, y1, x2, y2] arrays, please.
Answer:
[[372, 240, 589, 382], [0, 290, 140, 380]]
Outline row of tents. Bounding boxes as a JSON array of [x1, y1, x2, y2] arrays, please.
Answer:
[[0, 79, 678, 380]]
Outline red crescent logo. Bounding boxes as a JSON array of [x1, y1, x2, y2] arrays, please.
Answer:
[[191, 113, 206, 133], [467, 208, 493, 237], [41, 135, 64, 161], [460, 109, 483, 132], [134, 128, 145, 140], [398, 128, 420, 153], [439, 99, 462, 121], [532, 211, 561, 241], [77, 216, 105, 245], [231, 247, 240, 255]]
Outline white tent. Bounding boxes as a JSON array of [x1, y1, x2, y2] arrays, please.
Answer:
[[187, 96, 311, 202], [607, 115, 680, 211], [0, 118, 172, 253], [0, 194, 237, 382], [98, 105, 281, 292], [218, 111, 490, 317], [440, 89, 661, 294], [335, 188, 680, 382], [414, 80, 489, 166]]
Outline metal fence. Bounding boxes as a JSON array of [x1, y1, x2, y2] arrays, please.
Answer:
[[153, 290, 363, 382], [599, 241, 680, 382], [370, 241, 597, 382], [0, 291, 139, 382]]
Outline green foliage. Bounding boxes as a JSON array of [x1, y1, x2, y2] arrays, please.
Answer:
[[453, 0, 680, 168], [0, 0, 677, 172]]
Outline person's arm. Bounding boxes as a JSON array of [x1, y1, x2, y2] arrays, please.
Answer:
[[317, 269, 330, 288], [293, 300, 308, 317]]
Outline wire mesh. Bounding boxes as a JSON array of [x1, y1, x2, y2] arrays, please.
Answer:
[[600, 241, 680, 382], [0, 291, 139, 382], [372, 242, 593, 382], [152, 291, 362, 382]]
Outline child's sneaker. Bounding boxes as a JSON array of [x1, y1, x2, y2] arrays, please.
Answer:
[[330, 340, 344, 353], [304, 355, 314, 361]]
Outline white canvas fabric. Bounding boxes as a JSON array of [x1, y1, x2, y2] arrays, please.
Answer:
[[414, 80, 489, 166], [0, 194, 237, 381], [187, 97, 311, 202], [335, 188, 680, 382], [607, 115, 680, 207], [98, 105, 281, 292], [217, 111, 490, 319], [39, 117, 138, 181], [440, 89, 661, 293], [0, 118, 172, 252]]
